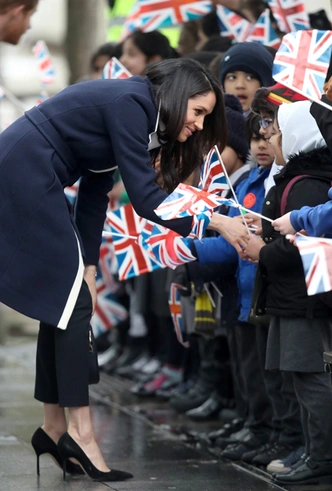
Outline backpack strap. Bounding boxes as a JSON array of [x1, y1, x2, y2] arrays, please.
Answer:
[[280, 175, 310, 216], [280, 174, 332, 216]]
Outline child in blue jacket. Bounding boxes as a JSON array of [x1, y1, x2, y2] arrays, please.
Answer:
[[191, 113, 275, 461]]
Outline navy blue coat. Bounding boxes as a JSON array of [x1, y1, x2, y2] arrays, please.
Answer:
[[0, 76, 192, 329]]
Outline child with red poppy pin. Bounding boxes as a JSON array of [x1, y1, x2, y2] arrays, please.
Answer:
[[188, 112, 275, 460]]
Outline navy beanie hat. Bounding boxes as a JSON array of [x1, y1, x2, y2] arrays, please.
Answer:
[[219, 42, 274, 88], [224, 93, 249, 161]]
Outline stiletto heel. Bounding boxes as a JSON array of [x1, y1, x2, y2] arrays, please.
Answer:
[[63, 460, 67, 481], [31, 427, 84, 476], [58, 432, 133, 482]]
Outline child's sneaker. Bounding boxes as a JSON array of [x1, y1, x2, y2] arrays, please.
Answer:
[[267, 446, 305, 474]]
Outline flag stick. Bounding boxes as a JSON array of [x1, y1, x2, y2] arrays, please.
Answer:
[[102, 231, 138, 240], [214, 145, 251, 234], [275, 81, 332, 112], [238, 206, 273, 223]]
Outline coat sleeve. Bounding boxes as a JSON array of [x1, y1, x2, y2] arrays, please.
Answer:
[[260, 178, 330, 270], [290, 187, 332, 237], [194, 235, 238, 265], [75, 172, 114, 265], [104, 92, 192, 237]]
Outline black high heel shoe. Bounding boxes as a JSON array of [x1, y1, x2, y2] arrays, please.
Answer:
[[31, 427, 84, 475], [58, 432, 133, 482]]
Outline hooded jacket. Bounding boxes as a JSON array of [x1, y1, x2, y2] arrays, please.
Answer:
[[290, 96, 332, 236], [258, 101, 332, 317], [259, 146, 332, 317], [194, 164, 271, 322]]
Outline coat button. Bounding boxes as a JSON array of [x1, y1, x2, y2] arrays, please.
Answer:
[[258, 309, 262, 313], [266, 201, 271, 205], [264, 237, 269, 241]]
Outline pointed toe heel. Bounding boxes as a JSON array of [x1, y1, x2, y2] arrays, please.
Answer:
[[58, 432, 133, 482], [31, 427, 84, 476]]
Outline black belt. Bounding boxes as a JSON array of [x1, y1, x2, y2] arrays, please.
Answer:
[[25, 106, 76, 173]]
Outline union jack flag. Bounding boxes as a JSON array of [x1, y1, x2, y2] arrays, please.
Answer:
[[106, 204, 161, 280], [273, 30, 332, 101], [36, 89, 49, 105], [144, 223, 196, 268], [293, 236, 332, 296], [98, 236, 120, 292], [198, 148, 229, 194], [190, 211, 213, 240], [32, 40, 56, 85], [130, 0, 213, 32], [267, 0, 309, 33], [90, 273, 128, 337], [246, 9, 281, 49], [121, 3, 142, 39], [216, 5, 252, 42], [154, 182, 233, 220], [102, 57, 132, 80], [64, 180, 80, 205], [168, 283, 189, 347]]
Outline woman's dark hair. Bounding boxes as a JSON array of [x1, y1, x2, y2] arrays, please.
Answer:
[[126, 30, 173, 61], [145, 58, 226, 193], [246, 111, 262, 142]]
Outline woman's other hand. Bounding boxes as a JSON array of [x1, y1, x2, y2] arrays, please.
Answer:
[[84, 266, 97, 314]]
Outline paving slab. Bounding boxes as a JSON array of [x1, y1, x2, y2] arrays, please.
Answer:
[[0, 336, 327, 491]]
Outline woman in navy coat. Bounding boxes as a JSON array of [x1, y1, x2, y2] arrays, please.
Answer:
[[0, 58, 248, 481]]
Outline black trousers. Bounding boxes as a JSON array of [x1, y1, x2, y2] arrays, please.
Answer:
[[34, 280, 92, 407], [234, 322, 273, 442], [256, 324, 303, 446], [293, 371, 332, 461]]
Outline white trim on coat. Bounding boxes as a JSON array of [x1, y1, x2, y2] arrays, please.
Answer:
[[88, 166, 118, 173], [57, 233, 85, 330]]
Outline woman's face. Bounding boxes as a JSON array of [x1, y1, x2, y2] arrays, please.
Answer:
[[177, 91, 216, 143], [120, 38, 148, 75], [268, 118, 286, 166]]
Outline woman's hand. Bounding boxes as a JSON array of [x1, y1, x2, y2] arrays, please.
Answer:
[[242, 213, 262, 235], [243, 234, 265, 261], [272, 212, 296, 235], [208, 213, 249, 253], [84, 266, 97, 314]]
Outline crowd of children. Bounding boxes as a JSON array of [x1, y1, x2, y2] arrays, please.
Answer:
[[89, 8, 332, 487]]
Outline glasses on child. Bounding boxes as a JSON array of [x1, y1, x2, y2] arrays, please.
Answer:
[[259, 118, 274, 129]]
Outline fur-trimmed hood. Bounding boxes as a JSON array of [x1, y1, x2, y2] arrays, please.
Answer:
[[275, 146, 332, 184]]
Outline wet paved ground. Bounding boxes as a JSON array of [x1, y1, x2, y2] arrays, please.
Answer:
[[1, 335, 331, 491]]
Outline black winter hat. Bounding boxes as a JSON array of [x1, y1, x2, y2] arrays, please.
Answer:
[[219, 42, 274, 87], [224, 93, 249, 161]]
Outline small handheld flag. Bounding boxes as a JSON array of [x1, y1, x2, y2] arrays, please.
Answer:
[[102, 57, 132, 80]]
